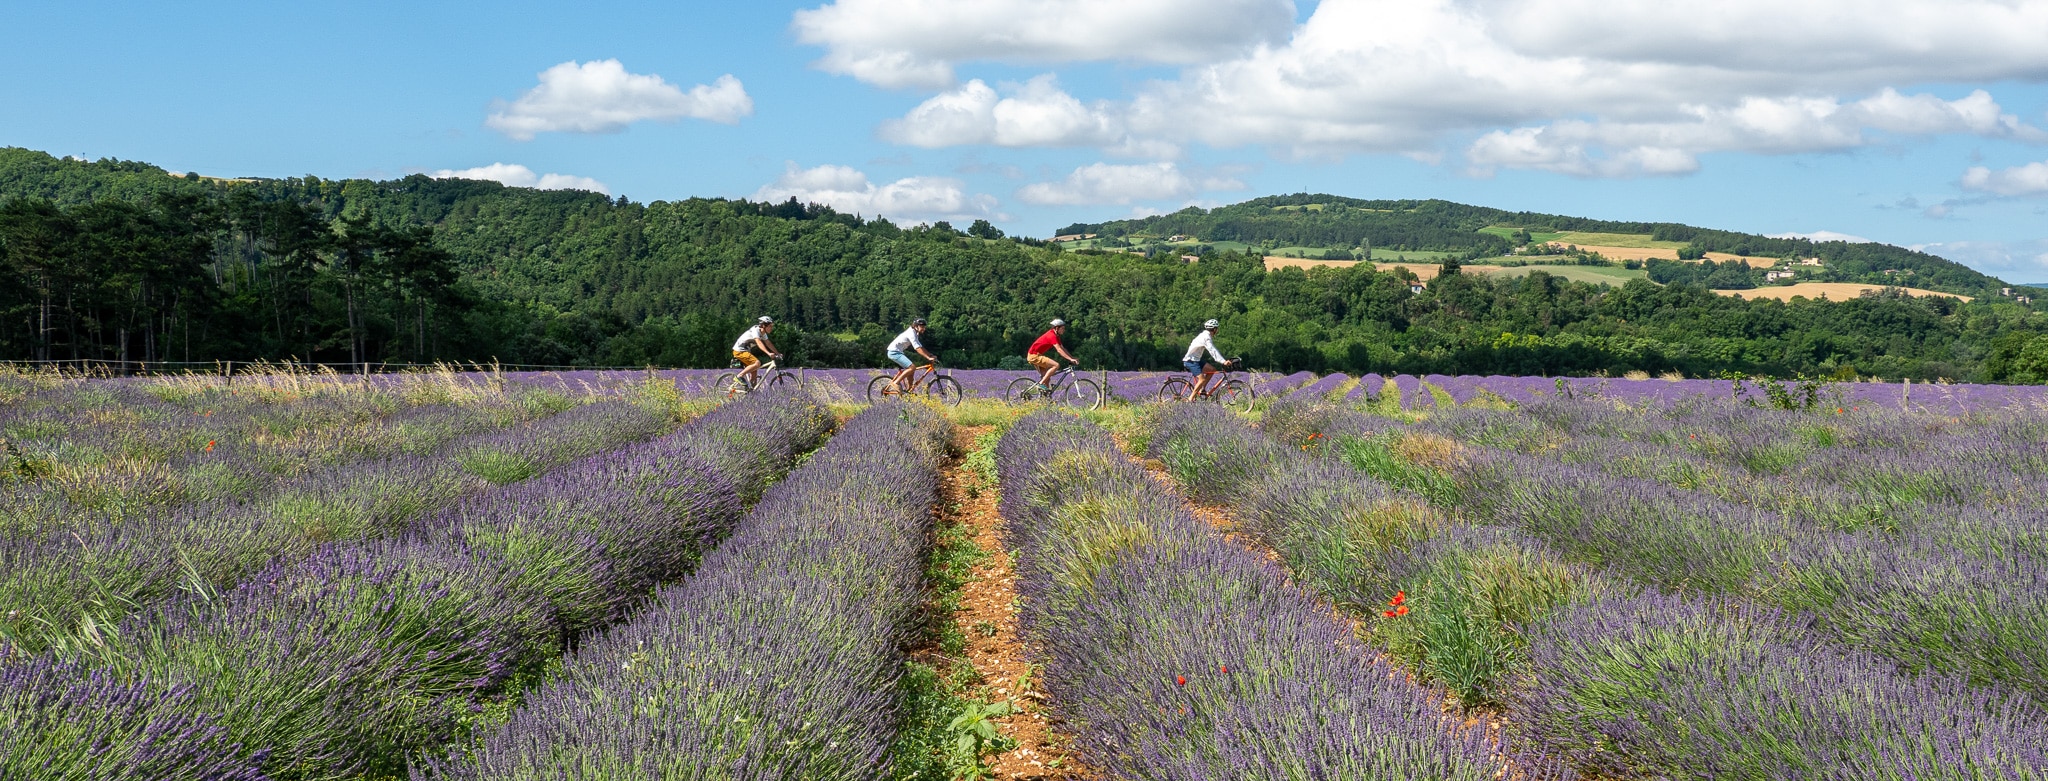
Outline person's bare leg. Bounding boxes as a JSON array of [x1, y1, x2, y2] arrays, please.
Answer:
[[892, 366, 915, 392]]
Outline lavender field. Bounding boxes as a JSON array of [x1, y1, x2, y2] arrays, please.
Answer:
[[4, 364, 2048, 780]]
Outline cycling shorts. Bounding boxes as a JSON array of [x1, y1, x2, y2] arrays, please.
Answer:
[[732, 350, 759, 368], [887, 350, 915, 368], [1027, 354, 1058, 372]]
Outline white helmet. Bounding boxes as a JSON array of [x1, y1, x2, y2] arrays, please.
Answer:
[[757, 316, 774, 325], [1050, 318, 1066, 327], [1203, 319, 1220, 329]]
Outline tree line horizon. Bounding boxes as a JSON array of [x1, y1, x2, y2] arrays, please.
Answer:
[[3, 147, 2048, 383]]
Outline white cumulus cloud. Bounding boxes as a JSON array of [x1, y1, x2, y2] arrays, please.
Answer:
[[1768, 231, 1875, 244], [842, 0, 2048, 177], [1464, 90, 2040, 177], [1961, 160, 2048, 197], [1017, 162, 1244, 206], [881, 76, 1157, 153], [753, 163, 1003, 224], [792, 0, 1296, 88], [431, 163, 610, 194], [486, 60, 752, 140]]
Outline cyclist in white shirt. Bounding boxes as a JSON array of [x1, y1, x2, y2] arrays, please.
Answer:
[[887, 318, 939, 393], [1182, 319, 1230, 400], [731, 316, 782, 388]]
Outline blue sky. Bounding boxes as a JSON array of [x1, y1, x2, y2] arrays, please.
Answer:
[[6, 0, 2048, 278]]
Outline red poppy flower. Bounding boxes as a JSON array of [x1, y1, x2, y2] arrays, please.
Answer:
[[204, 440, 216, 452], [1389, 591, 1405, 606], [1383, 609, 1397, 617], [1220, 664, 1228, 674], [1395, 605, 1409, 616], [1176, 675, 1186, 687]]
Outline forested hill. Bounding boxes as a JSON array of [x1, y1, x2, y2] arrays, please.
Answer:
[[5, 146, 2048, 383], [1062, 194, 2017, 299]]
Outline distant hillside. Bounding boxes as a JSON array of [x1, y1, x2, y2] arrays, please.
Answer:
[[1059, 194, 2026, 301], [4, 147, 2048, 382]]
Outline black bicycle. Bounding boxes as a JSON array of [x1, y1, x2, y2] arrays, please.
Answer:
[[1005, 365, 1103, 410]]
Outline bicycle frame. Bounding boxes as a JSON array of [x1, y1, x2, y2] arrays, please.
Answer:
[[896, 362, 939, 388], [1182, 366, 1238, 399], [877, 363, 938, 395]]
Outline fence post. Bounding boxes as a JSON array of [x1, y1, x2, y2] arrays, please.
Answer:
[[1101, 367, 1111, 404], [1902, 376, 1910, 408]]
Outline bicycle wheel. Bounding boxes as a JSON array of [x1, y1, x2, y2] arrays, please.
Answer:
[[766, 371, 796, 389], [1005, 377, 1044, 403], [1214, 379, 1255, 413], [865, 375, 901, 404], [1061, 378, 1103, 410], [711, 372, 743, 400], [927, 375, 964, 406], [1157, 376, 1193, 402]]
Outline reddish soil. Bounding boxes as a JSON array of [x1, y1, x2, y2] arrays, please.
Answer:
[[941, 425, 1092, 780]]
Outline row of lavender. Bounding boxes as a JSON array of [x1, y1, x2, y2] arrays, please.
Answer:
[[1, 388, 832, 780], [427, 401, 948, 779], [0, 398, 670, 659], [995, 411, 1502, 779], [1259, 399, 2048, 777], [1420, 395, 2048, 705], [482, 366, 2048, 415], [1142, 403, 1589, 710], [0, 381, 580, 526]]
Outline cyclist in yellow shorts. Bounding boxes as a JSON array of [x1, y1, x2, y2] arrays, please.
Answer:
[[1026, 318, 1078, 390], [731, 316, 782, 388]]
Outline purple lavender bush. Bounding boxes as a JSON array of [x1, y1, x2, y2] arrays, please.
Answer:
[[996, 411, 1509, 780], [6, 388, 833, 779], [428, 402, 947, 780], [108, 537, 555, 779], [1512, 591, 2048, 779], [1155, 403, 1602, 708], [0, 657, 269, 781], [1459, 450, 1792, 593], [1773, 530, 2048, 706]]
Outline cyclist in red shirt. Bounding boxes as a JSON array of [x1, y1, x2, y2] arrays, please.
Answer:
[[1026, 318, 1079, 389]]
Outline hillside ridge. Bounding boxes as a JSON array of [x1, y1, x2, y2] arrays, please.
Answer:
[[3, 147, 2047, 383]]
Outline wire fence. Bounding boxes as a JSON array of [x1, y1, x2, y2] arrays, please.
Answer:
[[0, 358, 690, 377]]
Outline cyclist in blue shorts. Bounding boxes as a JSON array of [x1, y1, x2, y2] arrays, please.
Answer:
[[1182, 319, 1230, 400], [886, 318, 939, 393]]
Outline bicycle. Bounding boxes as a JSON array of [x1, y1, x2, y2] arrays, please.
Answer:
[[865, 362, 963, 406], [712, 358, 797, 400], [1005, 365, 1103, 410], [1157, 358, 1255, 412]]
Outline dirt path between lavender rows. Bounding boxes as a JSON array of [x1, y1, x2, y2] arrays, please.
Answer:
[[935, 424, 1091, 780]]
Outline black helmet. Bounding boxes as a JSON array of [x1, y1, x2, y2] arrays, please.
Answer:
[[913, 318, 927, 326]]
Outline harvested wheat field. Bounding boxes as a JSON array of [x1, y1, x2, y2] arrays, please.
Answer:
[[1264, 255, 1363, 271], [1264, 257, 1507, 281], [1543, 244, 1779, 267], [1718, 282, 1971, 302]]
